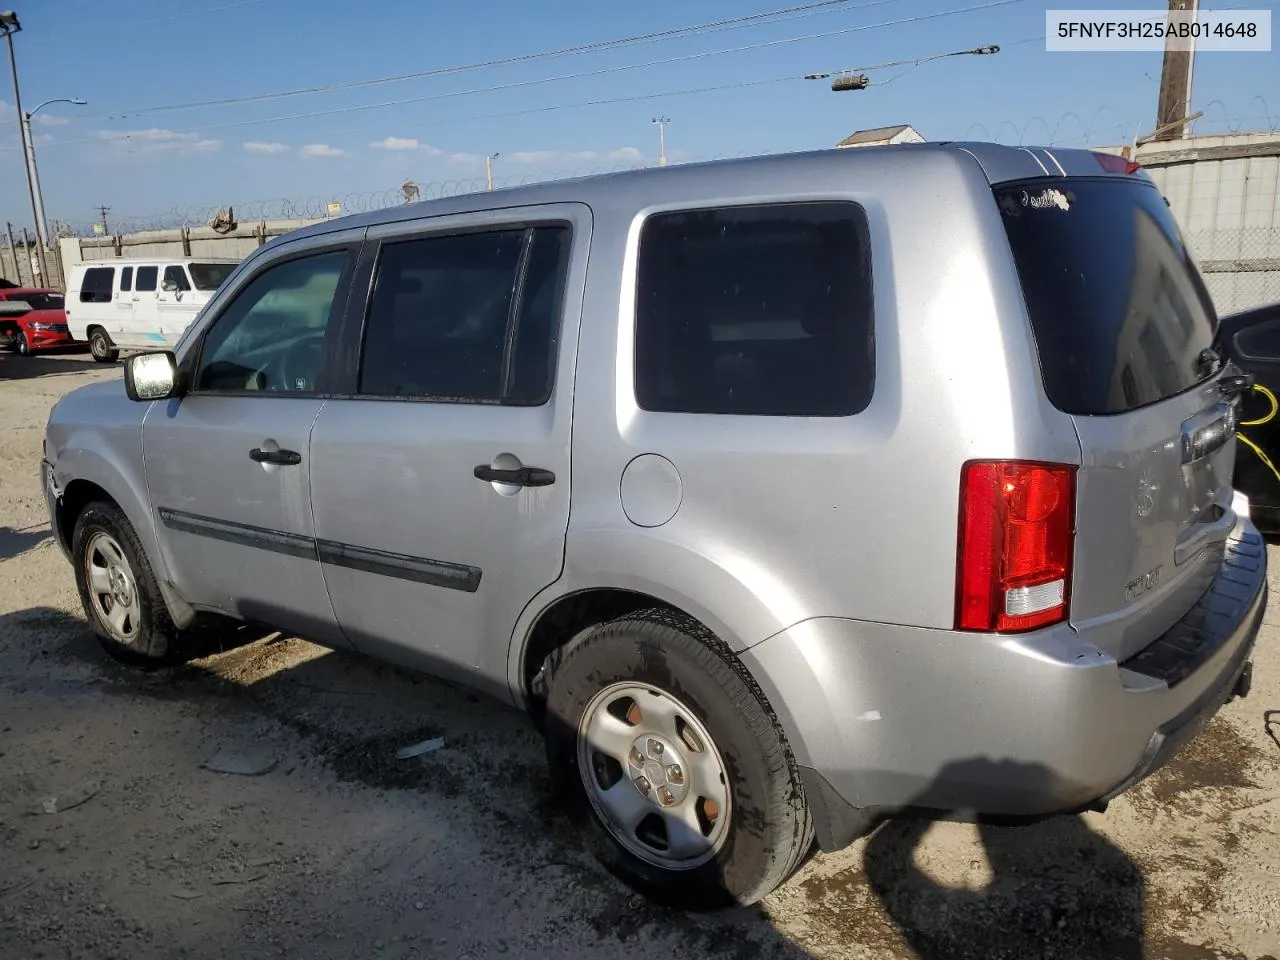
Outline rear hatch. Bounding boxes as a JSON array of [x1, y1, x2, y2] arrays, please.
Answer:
[[995, 172, 1237, 661]]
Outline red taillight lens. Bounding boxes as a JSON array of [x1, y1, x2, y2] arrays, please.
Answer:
[[955, 460, 1076, 633], [1093, 151, 1142, 175]]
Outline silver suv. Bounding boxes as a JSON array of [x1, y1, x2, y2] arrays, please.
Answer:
[[41, 143, 1266, 909]]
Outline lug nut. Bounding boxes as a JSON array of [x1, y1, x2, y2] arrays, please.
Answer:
[[635, 776, 651, 795], [666, 764, 684, 785], [657, 787, 675, 806], [648, 739, 664, 756], [629, 746, 645, 766]]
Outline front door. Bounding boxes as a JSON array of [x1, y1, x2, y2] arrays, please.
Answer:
[[308, 205, 587, 690], [124, 264, 161, 348], [142, 234, 364, 646]]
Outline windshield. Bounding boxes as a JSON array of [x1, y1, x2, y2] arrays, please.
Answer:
[[995, 177, 1219, 416], [5, 293, 64, 311], [189, 262, 238, 291]]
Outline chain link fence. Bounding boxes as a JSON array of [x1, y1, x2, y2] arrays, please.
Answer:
[[1186, 227, 1280, 316]]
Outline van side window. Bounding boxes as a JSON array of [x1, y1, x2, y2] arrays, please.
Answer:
[[358, 225, 571, 404], [164, 265, 192, 292], [195, 250, 351, 394], [120, 267, 133, 293], [135, 266, 158, 292], [634, 202, 875, 417], [79, 267, 115, 304]]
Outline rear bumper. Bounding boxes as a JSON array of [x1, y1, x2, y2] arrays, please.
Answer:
[[741, 516, 1267, 852]]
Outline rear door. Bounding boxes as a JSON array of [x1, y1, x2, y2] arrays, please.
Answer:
[[995, 175, 1235, 661], [125, 265, 161, 347], [307, 204, 586, 691]]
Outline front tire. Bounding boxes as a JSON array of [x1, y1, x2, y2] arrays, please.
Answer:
[[71, 501, 188, 667], [543, 609, 814, 910], [15, 330, 30, 355], [88, 328, 118, 363]]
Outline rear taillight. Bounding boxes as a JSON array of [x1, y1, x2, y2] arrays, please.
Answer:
[[955, 460, 1076, 633], [1093, 151, 1142, 175]]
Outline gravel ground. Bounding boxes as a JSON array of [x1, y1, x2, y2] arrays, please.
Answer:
[[2, 351, 1279, 960]]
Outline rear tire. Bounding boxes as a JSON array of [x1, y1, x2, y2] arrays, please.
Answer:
[[88, 328, 118, 363], [543, 608, 813, 910], [71, 500, 190, 667]]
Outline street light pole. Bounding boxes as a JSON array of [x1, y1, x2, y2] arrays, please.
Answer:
[[1, 10, 48, 284], [23, 97, 86, 276], [652, 117, 669, 167], [485, 152, 499, 190]]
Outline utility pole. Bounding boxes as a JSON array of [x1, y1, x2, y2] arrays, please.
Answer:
[[1154, 0, 1198, 141], [2, 10, 48, 284], [652, 117, 670, 167], [97, 205, 110, 236], [485, 153, 499, 191]]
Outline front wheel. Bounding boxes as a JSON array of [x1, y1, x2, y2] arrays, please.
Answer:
[[15, 330, 30, 355], [543, 609, 814, 910], [88, 328, 118, 363], [71, 500, 189, 667]]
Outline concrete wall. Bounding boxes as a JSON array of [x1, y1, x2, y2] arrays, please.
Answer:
[[1100, 132, 1280, 315]]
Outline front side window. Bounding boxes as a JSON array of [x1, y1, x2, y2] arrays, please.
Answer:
[[135, 266, 158, 292], [79, 267, 115, 303], [163, 265, 192, 292], [634, 202, 875, 417], [190, 262, 237, 291], [195, 250, 350, 393], [359, 225, 571, 403]]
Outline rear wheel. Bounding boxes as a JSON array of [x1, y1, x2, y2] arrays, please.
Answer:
[[543, 609, 813, 910], [71, 501, 189, 667], [88, 328, 118, 363]]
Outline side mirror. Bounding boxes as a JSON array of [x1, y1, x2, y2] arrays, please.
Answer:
[[124, 351, 184, 402], [161, 280, 178, 292]]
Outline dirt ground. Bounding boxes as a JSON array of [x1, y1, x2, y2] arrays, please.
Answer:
[[2, 351, 1279, 960]]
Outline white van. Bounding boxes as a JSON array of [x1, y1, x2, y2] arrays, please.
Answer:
[[65, 257, 241, 362]]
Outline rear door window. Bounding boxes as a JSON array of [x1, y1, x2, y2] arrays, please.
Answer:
[[120, 267, 133, 292], [634, 201, 874, 417], [994, 177, 1219, 415]]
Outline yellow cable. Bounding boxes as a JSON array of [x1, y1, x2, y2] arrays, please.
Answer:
[[1237, 383, 1280, 486]]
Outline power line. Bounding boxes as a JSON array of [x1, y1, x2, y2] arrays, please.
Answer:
[[79, 0, 1025, 143], [95, 0, 902, 120]]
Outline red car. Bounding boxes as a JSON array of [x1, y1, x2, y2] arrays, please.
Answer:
[[0, 286, 75, 355]]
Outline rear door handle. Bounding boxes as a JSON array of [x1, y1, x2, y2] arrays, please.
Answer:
[[473, 464, 555, 487], [250, 447, 302, 466]]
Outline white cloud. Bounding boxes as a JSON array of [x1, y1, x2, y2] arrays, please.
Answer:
[[94, 128, 221, 156], [34, 114, 72, 127], [370, 136, 418, 151], [243, 140, 289, 155], [300, 143, 345, 158], [505, 146, 645, 166]]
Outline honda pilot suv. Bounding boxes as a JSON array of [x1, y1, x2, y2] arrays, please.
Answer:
[[41, 143, 1266, 908]]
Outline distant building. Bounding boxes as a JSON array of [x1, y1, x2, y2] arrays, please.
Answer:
[[836, 125, 924, 148]]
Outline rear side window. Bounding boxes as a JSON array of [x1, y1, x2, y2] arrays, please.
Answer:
[[135, 266, 158, 292], [358, 225, 571, 404], [79, 267, 114, 303], [995, 177, 1219, 415], [120, 267, 133, 292], [635, 202, 874, 417]]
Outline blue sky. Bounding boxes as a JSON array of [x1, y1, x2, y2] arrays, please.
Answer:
[[0, 0, 1275, 234]]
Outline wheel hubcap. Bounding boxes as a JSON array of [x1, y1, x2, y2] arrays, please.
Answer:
[[84, 532, 141, 644], [577, 682, 731, 870]]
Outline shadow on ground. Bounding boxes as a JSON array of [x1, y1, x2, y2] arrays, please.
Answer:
[[0, 524, 51, 560], [0, 352, 108, 381]]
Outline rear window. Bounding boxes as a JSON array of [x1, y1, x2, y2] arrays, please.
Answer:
[[190, 262, 237, 291], [635, 201, 874, 417], [995, 177, 1219, 415], [5, 293, 63, 310]]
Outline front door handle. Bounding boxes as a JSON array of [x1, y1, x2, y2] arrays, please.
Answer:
[[473, 464, 555, 487], [250, 447, 302, 466]]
